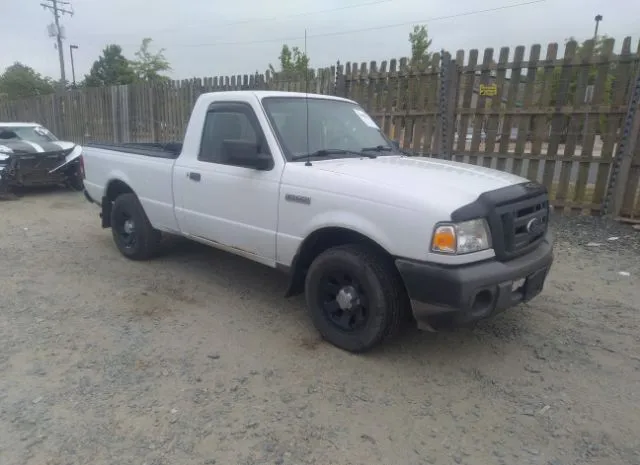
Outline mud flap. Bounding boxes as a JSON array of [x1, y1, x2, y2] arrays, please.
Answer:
[[101, 196, 112, 228]]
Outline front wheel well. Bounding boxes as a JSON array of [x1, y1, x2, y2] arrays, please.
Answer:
[[102, 179, 135, 228], [285, 227, 397, 297]]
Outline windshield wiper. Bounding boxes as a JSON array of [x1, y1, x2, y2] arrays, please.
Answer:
[[291, 148, 376, 161], [361, 145, 393, 152]]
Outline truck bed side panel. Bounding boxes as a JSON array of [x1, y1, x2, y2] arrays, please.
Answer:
[[83, 147, 179, 233]]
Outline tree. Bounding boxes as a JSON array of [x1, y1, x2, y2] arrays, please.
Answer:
[[0, 63, 55, 100], [269, 45, 312, 79], [409, 25, 432, 69], [131, 38, 171, 82], [84, 45, 137, 87]]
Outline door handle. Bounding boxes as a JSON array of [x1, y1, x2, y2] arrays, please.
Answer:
[[187, 172, 201, 182]]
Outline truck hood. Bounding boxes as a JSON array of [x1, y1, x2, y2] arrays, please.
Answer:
[[310, 155, 527, 211]]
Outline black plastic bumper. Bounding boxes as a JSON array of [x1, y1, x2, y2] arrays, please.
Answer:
[[395, 234, 553, 327]]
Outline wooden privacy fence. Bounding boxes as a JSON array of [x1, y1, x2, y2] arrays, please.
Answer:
[[1, 37, 639, 219]]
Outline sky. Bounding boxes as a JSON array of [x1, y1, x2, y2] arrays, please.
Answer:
[[0, 0, 638, 82]]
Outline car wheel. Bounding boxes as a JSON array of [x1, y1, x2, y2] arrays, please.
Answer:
[[110, 193, 161, 260], [304, 244, 405, 353]]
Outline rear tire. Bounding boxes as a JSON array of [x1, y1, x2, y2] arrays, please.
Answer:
[[304, 244, 405, 353], [110, 193, 161, 260]]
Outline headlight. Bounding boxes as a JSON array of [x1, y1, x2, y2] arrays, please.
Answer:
[[431, 219, 492, 254]]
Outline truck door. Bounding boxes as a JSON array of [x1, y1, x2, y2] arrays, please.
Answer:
[[173, 102, 282, 264]]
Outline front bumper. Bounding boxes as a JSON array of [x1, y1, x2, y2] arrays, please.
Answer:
[[395, 233, 553, 327]]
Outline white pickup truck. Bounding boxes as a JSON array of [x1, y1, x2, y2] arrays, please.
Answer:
[[83, 90, 553, 353]]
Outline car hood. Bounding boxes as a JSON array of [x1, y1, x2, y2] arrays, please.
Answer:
[[308, 155, 528, 212]]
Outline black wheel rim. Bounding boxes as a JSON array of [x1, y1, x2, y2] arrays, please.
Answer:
[[318, 270, 369, 332], [114, 209, 137, 249]]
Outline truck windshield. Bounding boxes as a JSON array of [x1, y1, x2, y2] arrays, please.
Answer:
[[261, 97, 394, 161]]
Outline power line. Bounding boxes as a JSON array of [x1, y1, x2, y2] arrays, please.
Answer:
[[147, 0, 393, 35], [162, 0, 547, 49], [41, 0, 74, 83]]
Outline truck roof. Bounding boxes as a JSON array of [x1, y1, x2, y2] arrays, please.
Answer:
[[203, 90, 356, 104]]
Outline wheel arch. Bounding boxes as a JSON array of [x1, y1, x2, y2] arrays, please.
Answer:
[[284, 226, 398, 298], [101, 178, 136, 228]]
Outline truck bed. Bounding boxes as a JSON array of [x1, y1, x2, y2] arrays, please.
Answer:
[[83, 142, 179, 233], [86, 142, 182, 159]]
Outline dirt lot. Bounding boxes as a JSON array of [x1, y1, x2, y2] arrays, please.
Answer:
[[1, 190, 639, 465]]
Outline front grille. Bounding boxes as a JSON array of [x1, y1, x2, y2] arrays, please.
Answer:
[[494, 194, 549, 260]]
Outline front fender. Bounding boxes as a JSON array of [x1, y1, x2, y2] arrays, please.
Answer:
[[301, 210, 396, 255]]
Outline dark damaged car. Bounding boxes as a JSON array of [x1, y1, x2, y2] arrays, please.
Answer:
[[0, 122, 84, 195]]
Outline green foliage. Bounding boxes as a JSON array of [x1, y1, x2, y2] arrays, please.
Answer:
[[85, 45, 137, 87], [131, 38, 171, 82], [409, 25, 432, 69], [539, 35, 616, 139], [0, 62, 55, 100], [269, 45, 313, 79]]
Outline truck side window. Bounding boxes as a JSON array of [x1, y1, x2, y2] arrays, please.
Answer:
[[198, 108, 265, 166]]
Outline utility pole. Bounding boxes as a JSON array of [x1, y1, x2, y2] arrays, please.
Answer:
[[41, 0, 74, 85]]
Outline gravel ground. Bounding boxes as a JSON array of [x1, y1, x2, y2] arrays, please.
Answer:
[[1, 189, 639, 465]]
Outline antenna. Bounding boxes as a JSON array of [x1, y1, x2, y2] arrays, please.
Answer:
[[304, 28, 312, 167]]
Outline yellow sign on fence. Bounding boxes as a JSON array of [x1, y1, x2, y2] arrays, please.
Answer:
[[479, 84, 498, 96]]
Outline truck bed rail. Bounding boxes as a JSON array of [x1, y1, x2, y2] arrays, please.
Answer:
[[86, 142, 182, 159]]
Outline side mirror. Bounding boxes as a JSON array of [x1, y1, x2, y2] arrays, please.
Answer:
[[222, 140, 273, 170]]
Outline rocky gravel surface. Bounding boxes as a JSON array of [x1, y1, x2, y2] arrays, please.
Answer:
[[1, 189, 639, 465]]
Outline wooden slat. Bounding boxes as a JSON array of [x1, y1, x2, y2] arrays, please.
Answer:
[[542, 40, 578, 196], [499, 46, 525, 173], [454, 49, 478, 161], [515, 44, 540, 176], [528, 44, 559, 182], [470, 48, 493, 167], [411, 57, 429, 154], [383, 59, 397, 139], [374, 61, 387, 129], [485, 47, 510, 169], [556, 40, 594, 209]]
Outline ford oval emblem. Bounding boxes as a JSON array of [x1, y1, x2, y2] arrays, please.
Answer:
[[526, 217, 543, 235]]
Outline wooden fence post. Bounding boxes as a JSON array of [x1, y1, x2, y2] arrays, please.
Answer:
[[435, 51, 457, 159], [605, 64, 640, 216], [335, 61, 346, 98]]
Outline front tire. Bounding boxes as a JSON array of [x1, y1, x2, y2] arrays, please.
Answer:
[[110, 193, 161, 260], [304, 244, 405, 353]]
